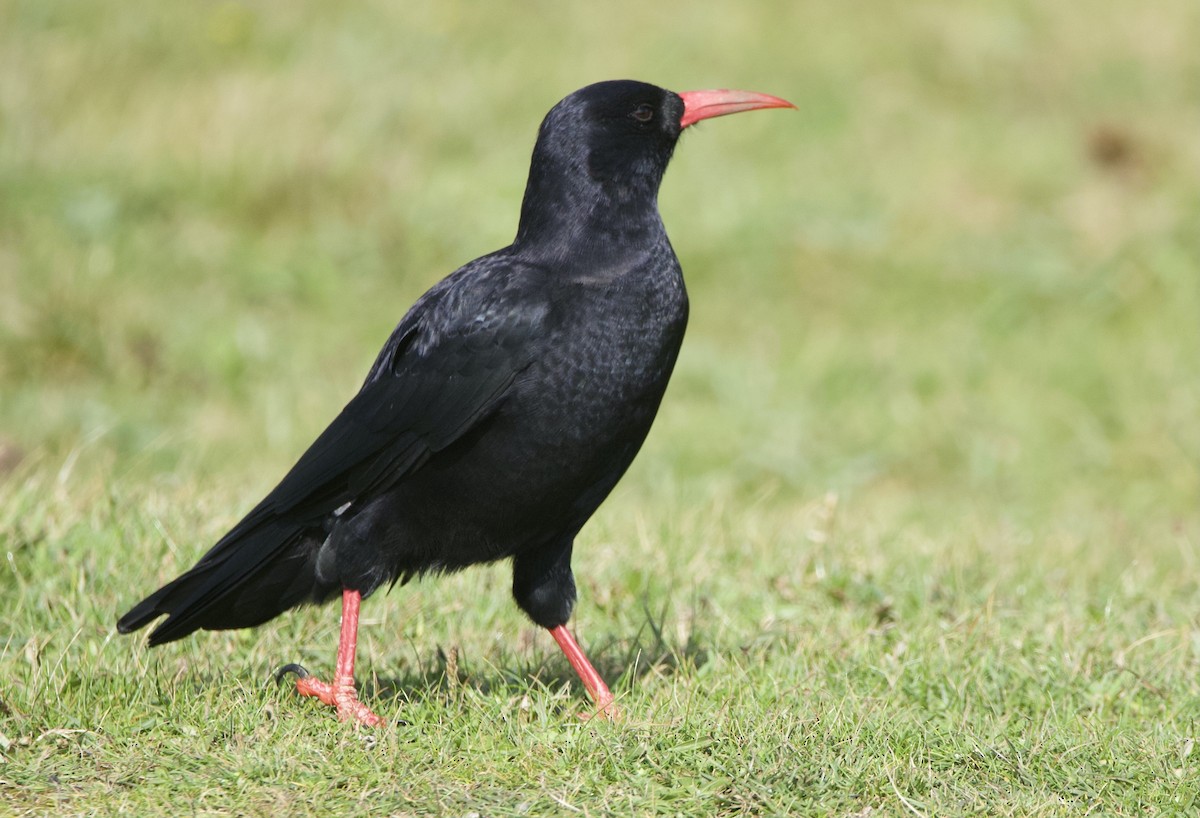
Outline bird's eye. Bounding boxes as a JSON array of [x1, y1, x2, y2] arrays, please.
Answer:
[[630, 104, 655, 123]]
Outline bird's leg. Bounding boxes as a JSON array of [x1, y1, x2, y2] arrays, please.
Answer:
[[548, 624, 618, 720], [288, 589, 384, 727]]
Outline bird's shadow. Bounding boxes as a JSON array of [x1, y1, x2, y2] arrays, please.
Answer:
[[358, 603, 709, 712]]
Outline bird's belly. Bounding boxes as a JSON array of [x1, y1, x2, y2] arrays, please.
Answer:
[[370, 328, 682, 573]]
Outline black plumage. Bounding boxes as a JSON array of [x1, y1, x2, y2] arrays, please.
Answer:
[[119, 80, 793, 725]]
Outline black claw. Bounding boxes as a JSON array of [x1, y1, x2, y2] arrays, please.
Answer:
[[274, 663, 311, 684]]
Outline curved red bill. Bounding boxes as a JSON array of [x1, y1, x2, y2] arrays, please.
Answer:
[[678, 89, 796, 128]]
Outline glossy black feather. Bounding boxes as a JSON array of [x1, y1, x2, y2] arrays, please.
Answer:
[[119, 80, 691, 644]]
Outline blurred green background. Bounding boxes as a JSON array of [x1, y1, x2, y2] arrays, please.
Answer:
[[2, 1, 1197, 520], [2, 1, 1199, 814]]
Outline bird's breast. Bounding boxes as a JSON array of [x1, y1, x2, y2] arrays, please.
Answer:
[[500, 259, 689, 484], [367, 251, 688, 569]]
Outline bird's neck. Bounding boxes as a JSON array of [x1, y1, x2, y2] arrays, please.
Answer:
[[513, 155, 667, 264]]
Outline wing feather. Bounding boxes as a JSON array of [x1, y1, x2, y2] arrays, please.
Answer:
[[118, 257, 553, 641]]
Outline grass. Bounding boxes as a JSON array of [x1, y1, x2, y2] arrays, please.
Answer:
[[2, 0, 1199, 814]]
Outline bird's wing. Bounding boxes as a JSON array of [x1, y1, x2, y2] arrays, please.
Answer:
[[117, 257, 553, 642], [254, 258, 552, 524]]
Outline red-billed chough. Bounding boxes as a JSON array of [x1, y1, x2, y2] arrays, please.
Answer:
[[118, 80, 794, 726]]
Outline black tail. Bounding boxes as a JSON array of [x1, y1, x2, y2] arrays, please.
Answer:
[[118, 517, 333, 646]]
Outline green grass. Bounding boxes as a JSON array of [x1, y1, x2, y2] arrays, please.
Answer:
[[3, 0, 1200, 814]]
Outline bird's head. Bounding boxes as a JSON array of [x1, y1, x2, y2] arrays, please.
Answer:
[[517, 80, 794, 250]]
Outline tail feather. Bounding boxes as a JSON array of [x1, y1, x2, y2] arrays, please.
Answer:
[[118, 519, 333, 646]]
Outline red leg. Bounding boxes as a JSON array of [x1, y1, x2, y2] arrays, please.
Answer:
[[292, 589, 385, 727], [549, 624, 619, 720]]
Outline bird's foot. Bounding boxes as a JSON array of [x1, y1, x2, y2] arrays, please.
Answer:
[[275, 663, 385, 728], [295, 675, 386, 727], [547, 625, 622, 723], [577, 695, 621, 722]]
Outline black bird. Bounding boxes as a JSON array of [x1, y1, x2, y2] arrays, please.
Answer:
[[118, 80, 793, 726]]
